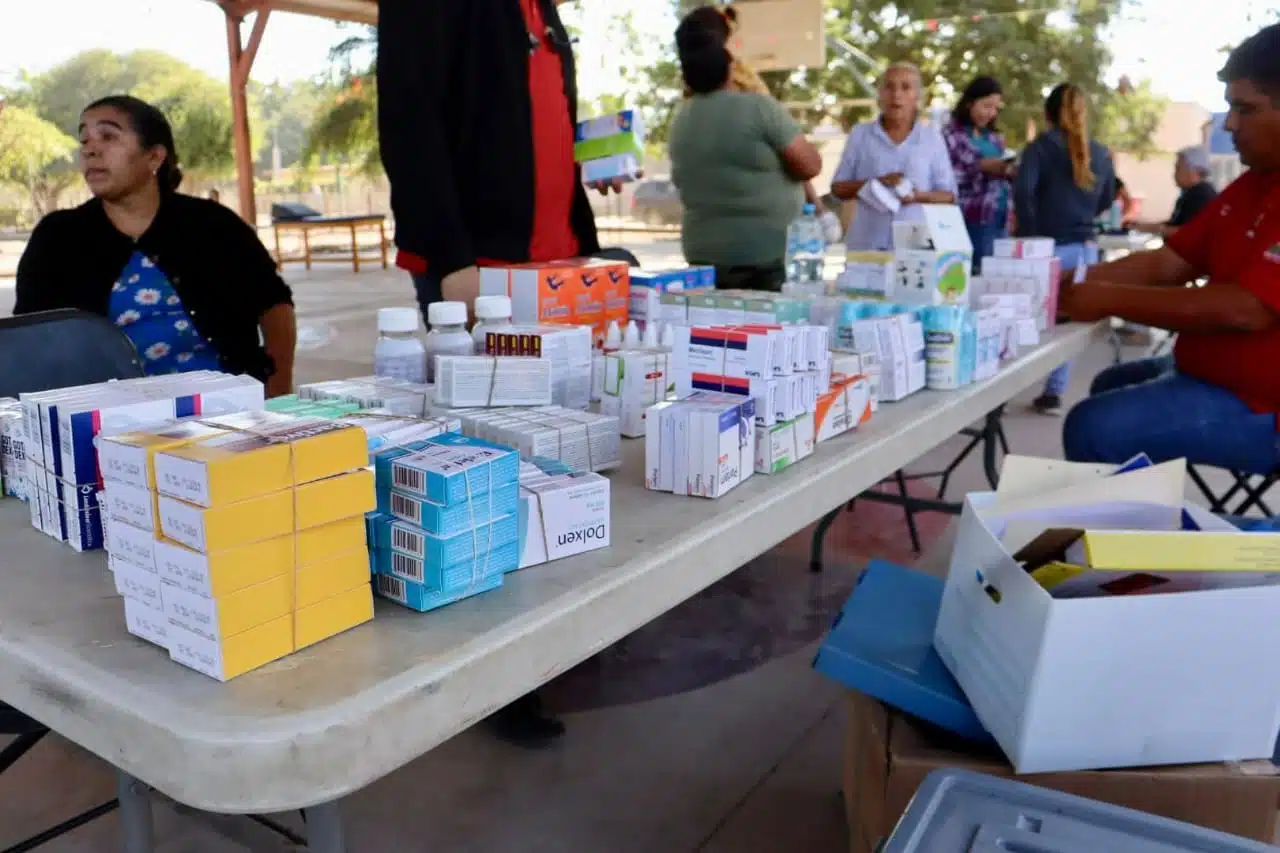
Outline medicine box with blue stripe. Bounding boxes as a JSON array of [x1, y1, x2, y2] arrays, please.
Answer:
[[373, 568, 505, 613], [371, 513, 518, 577], [383, 482, 519, 537], [388, 439, 518, 506]]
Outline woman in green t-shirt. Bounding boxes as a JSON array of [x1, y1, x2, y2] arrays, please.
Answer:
[[668, 6, 822, 291]]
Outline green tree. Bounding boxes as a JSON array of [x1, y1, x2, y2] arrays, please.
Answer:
[[639, 0, 1144, 153], [1096, 78, 1168, 159], [303, 28, 380, 175], [0, 104, 78, 217], [252, 79, 328, 172], [7, 50, 247, 185]]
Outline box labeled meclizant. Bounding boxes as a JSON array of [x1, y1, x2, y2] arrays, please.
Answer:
[[672, 325, 779, 380]]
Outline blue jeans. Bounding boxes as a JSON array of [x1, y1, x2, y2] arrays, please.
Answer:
[[966, 221, 1006, 274], [1042, 242, 1100, 397], [1062, 355, 1280, 473]]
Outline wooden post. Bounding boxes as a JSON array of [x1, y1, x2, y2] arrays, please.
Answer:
[[224, 5, 270, 227]]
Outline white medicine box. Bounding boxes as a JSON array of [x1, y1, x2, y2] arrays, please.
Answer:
[[892, 205, 972, 306], [934, 488, 1280, 775]]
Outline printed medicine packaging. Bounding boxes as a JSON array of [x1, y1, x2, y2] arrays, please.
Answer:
[[600, 349, 670, 438], [582, 154, 641, 184], [891, 205, 973, 307], [672, 325, 780, 380], [372, 514, 519, 586], [57, 393, 179, 485], [645, 396, 754, 498], [980, 255, 1063, 331], [480, 259, 629, 342], [574, 109, 645, 162], [482, 324, 593, 411], [388, 440, 520, 507], [992, 236, 1055, 259], [452, 407, 622, 474], [433, 356, 554, 408], [754, 413, 815, 474], [839, 252, 896, 300], [516, 471, 611, 569], [97, 422, 231, 491], [629, 266, 715, 322], [815, 374, 873, 443]]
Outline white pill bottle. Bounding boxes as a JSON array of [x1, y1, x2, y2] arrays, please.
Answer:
[[472, 295, 514, 353], [424, 301, 475, 383], [374, 307, 427, 383]]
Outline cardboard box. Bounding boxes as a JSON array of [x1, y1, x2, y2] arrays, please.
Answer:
[[754, 414, 815, 474], [167, 616, 294, 682], [935, 457, 1280, 774], [154, 535, 295, 599], [98, 422, 230, 491], [295, 583, 373, 651], [842, 690, 1280, 852], [891, 205, 973, 306], [480, 259, 629, 344], [600, 349, 670, 438], [516, 471, 611, 569], [839, 251, 895, 300]]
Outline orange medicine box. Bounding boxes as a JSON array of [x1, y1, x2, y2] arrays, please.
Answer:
[[480, 258, 630, 344]]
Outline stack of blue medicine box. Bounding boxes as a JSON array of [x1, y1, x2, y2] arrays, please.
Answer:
[[368, 433, 521, 611]]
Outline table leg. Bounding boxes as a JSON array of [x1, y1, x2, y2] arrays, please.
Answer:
[[810, 505, 846, 573], [116, 771, 154, 853], [350, 224, 360, 273], [304, 801, 347, 853], [980, 407, 1005, 490], [378, 221, 388, 269], [273, 226, 284, 271], [303, 228, 312, 271]]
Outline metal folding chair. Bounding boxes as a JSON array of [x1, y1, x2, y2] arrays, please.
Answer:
[[1188, 465, 1278, 517], [0, 309, 143, 852]]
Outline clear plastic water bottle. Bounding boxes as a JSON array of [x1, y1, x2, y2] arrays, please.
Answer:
[[784, 203, 826, 294]]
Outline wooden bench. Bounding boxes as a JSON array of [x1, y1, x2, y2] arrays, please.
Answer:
[[271, 214, 388, 273]]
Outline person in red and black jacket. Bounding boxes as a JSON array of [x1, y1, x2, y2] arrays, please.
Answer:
[[378, 0, 616, 748], [378, 0, 616, 319]]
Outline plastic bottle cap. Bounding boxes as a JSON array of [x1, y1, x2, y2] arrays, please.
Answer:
[[428, 301, 467, 327], [377, 307, 420, 334], [802, 203, 817, 214], [474, 295, 512, 321]]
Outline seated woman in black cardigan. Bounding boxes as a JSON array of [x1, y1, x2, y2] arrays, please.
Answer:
[[16, 96, 297, 397]]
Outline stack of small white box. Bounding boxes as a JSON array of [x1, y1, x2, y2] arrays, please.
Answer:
[[600, 349, 671, 438], [480, 324, 593, 411], [298, 376, 434, 417], [436, 405, 622, 474], [644, 393, 754, 499], [977, 237, 1062, 332], [515, 458, 612, 570], [0, 399, 27, 500], [18, 373, 263, 551]]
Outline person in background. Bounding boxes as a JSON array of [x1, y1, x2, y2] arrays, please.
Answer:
[[1130, 146, 1219, 238], [668, 5, 823, 291], [943, 76, 1016, 267], [377, 0, 606, 747], [1059, 23, 1280, 473], [832, 62, 958, 251], [378, 0, 602, 320], [15, 96, 296, 396], [1013, 82, 1117, 415]]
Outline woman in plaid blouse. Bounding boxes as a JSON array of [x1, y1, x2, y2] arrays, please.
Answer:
[[943, 76, 1017, 269]]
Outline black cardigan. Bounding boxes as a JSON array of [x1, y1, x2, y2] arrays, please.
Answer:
[[14, 194, 293, 382], [376, 0, 600, 279]]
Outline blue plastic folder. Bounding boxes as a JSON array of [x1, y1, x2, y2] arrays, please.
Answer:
[[814, 559, 992, 743]]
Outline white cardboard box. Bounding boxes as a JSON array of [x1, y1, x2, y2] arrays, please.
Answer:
[[934, 459, 1280, 775]]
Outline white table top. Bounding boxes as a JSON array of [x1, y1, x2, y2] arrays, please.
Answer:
[[0, 322, 1105, 814]]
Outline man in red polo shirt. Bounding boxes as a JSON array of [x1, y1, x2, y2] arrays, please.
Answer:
[[1059, 23, 1280, 473], [377, 0, 612, 747], [378, 0, 608, 317]]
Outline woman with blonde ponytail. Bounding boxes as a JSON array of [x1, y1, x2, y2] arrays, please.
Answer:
[[1013, 83, 1117, 415]]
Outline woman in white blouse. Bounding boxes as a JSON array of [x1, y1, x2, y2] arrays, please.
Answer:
[[831, 63, 958, 251]]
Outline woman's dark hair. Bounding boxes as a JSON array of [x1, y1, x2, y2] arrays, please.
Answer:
[[676, 6, 735, 95], [952, 76, 1002, 130], [83, 95, 183, 193]]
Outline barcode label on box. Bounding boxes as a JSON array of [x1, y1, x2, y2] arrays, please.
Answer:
[[389, 492, 421, 525], [392, 465, 425, 493], [390, 551, 425, 584], [392, 525, 425, 558], [376, 573, 407, 604]]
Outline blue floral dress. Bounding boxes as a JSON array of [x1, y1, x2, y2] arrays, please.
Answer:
[[109, 251, 221, 374]]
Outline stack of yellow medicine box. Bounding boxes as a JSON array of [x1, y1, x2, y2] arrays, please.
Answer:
[[101, 412, 375, 681]]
